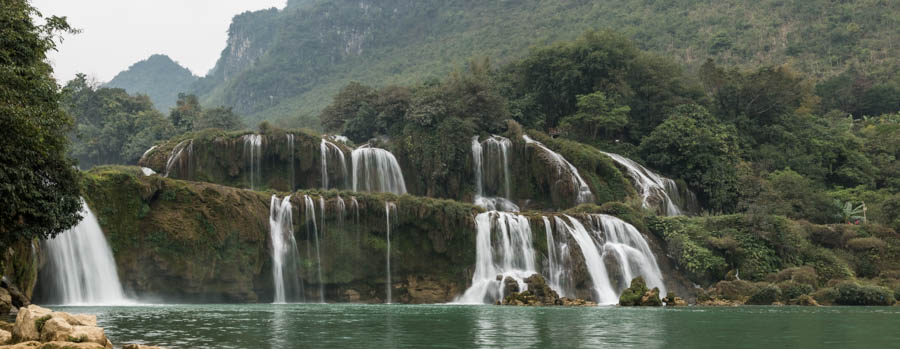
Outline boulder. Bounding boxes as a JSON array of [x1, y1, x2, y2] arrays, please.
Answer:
[[788, 294, 820, 306], [0, 278, 30, 309], [0, 321, 12, 333], [619, 277, 662, 306], [0, 329, 10, 345], [12, 305, 52, 341], [123, 344, 168, 349], [499, 274, 592, 306], [67, 326, 110, 348], [0, 342, 106, 348], [0, 288, 11, 315], [38, 318, 72, 342], [501, 277, 519, 295]]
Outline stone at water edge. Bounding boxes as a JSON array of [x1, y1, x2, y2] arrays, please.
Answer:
[[501, 276, 520, 294], [123, 344, 168, 349], [619, 277, 662, 306], [12, 305, 51, 341], [0, 329, 10, 345], [0, 342, 106, 348]]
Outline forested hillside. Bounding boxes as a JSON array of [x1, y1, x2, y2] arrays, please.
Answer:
[[185, 0, 898, 126], [106, 54, 197, 110]]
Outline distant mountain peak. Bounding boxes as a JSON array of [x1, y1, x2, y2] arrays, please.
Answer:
[[106, 54, 198, 111]]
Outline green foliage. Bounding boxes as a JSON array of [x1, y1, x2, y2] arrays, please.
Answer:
[[34, 314, 51, 332], [639, 104, 740, 211], [0, 0, 83, 248], [559, 91, 630, 141], [834, 281, 896, 306], [834, 200, 866, 224], [105, 54, 198, 110], [746, 285, 781, 305], [62, 75, 176, 168]]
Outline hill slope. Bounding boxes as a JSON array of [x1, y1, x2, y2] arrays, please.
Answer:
[[189, 0, 898, 126], [106, 54, 198, 111]]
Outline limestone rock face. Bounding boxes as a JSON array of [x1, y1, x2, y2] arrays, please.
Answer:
[[12, 305, 52, 341], [0, 329, 11, 344], [0, 289, 11, 315], [38, 318, 72, 342]]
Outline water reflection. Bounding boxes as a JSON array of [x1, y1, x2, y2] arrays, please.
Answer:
[[46, 304, 900, 349]]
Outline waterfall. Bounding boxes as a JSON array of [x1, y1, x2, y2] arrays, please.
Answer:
[[41, 199, 129, 305], [456, 211, 538, 304], [601, 152, 696, 216], [543, 216, 570, 297], [244, 134, 263, 190], [270, 195, 303, 303], [351, 145, 407, 195], [287, 134, 295, 191], [522, 135, 594, 205], [321, 139, 348, 190], [303, 195, 325, 303], [165, 139, 192, 178], [553, 214, 666, 304], [472, 135, 519, 212], [350, 197, 360, 247], [385, 202, 397, 304], [140, 145, 158, 163]]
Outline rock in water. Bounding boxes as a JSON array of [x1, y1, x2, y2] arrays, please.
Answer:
[[619, 277, 662, 306], [10, 305, 112, 348], [499, 273, 595, 306], [501, 276, 520, 295]]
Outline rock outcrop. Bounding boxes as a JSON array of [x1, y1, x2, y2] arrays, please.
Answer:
[[619, 277, 663, 306], [499, 274, 596, 306], [8, 305, 110, 349]]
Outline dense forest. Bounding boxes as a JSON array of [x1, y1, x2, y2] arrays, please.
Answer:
[[171, 0, 899, 126]]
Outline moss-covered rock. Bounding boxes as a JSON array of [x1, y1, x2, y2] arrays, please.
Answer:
[[619, 277, 662, 306]]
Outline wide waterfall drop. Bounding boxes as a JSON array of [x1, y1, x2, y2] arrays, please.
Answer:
[[472, 135, 518, 212], [351, 145, 407, 194], [601, 152, 697, 215], [456, 211, 538, 304], [41, 200, 128, 305], [321, 139, 348, 189], [165, 139, 193, 178], [303, 195, 325, 303], [270, 195, 303, 303], [244, 134, 263, 190], [543, 216, 570, 297], [384, 202, 397, 303], [287, 134, 296, 191], [522, 135, 594, 205], [552, 214, 666, 304]]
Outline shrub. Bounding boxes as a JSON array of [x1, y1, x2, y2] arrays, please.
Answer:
[[778, 281, 815, 301], [746, 285, 781, 305], [774, 266, 819, 287], [834, 282, 896, 306], [846, 237, 887, 251], [713, 280, 756, 301]]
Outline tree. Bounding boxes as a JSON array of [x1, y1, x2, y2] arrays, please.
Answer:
[[320, 82, 376, 135], [639, 104, 740, 211], [194, 106, 244, 131], [170, 93, 202, 132], [559, 91, 630, 141], [0, 0, 82, 248]]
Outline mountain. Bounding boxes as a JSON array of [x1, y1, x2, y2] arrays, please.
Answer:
[[106, 54, 198, 111], [188, 0, 898, 127]]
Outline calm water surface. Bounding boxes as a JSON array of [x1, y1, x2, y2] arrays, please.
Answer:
[[49, 304, 899, 349]]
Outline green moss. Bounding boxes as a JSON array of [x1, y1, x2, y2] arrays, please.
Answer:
[[34, 314, 51, 332]]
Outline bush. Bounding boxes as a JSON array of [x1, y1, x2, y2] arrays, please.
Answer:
[[713, 280, 756, 301], [834, 282, 896, 306], [774, 266, 819, 287], [846, 237, 887, 251], [777, 281, 815, 301], [746, 285, 781, 305]]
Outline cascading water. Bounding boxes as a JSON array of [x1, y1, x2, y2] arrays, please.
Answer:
[[41, 199, 129, 305], [165, 139, 192, 178], [456, 211, 538, 304], [270, 195, 303, 303], [244, 134, 263, 190], [287, 134, 296, 191], [543, 216, 571, 297], [321, 139, 348, 190], [384, 202, 397, 303], [553, 214, 666, 304], [351, 197, 360, 247], [522, 135, 594, 205], [303, 195, 325, 303], [351, 145, 407, 195], [601, 152, 697, 216], [472, 135, 519, 212]]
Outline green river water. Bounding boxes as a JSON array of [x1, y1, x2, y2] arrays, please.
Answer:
[[47, 304, 898, 349]]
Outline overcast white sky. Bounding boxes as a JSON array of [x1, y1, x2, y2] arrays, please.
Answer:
[[32, 0, 287, 84]]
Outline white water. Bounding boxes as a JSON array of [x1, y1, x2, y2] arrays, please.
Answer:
[[385, 202, 397, 304], [140, 145, 158, 163], [601, 152, 695, 216], [553, 214, 666, 304], [287, 134, 295, 191], [456, 212, 538, 304], [543, 216, 569, 297], [140, 167, 156, 176], [351, 145, 407, 195], [472, 136, 519, 212], [270, 195, 302, 303], [42, 200, 129, 305], [522, 135, 594, 205], [321, 139, 348, 190], [303, 195, 325, 303], [350, 197, 360, 247], [244, 134, 263, 190], [165, 139, 192, 178]]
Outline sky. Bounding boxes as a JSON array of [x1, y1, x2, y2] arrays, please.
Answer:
[[32, 0, 287, 84]]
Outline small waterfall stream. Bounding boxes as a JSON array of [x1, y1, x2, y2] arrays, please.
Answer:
[[321, 139, 348, 190], [165, 139, 192, 178], [351, 145, 407, 194], [41, 200, 129, 305], [270, 195, 303, 303], [303, 195, 325, 303], [522, 135, 594, 205], [244, 134, 263, 190], [456, 211, 538, 304], [385, 202, 397, 303], [472, 135, 519, 211], [601, 152, 697, 215], [287, 134, 296, 191]]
